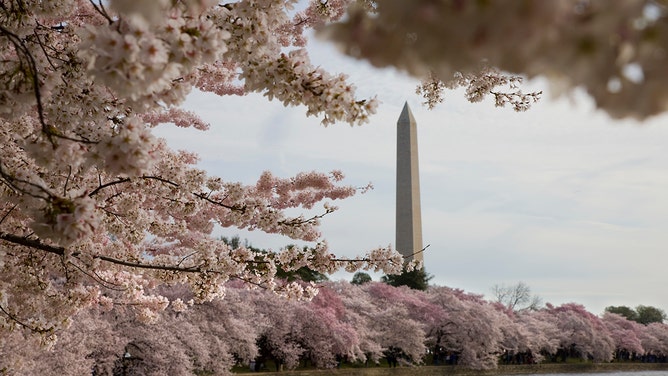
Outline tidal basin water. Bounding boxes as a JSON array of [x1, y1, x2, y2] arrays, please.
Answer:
[[499, 372, 668, 376]]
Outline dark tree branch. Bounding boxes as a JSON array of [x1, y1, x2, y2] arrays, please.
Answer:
[[0, 205, 16, 225], [88, 0, 114, 24], [88, 177, 131, 197], [0, 232, 64, 256], [193, 191, 241, 211], [0, 302, 54, 335]]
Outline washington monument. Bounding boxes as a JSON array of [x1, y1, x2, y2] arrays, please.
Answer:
[[395, 102, 424, 264]]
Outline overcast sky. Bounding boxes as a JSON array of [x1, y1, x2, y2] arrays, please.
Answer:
[[154, 34, 668, 316]]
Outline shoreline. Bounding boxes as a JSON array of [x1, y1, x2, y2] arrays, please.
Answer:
[[246, 362, 668, 375]]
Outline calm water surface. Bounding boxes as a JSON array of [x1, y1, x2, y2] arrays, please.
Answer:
[[501, 372, 668, 376]]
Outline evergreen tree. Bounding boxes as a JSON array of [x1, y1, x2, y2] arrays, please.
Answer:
[[351, 272, 372, 285], [381, 268, 433, 291], [605, 305, 666, 325], [605, 306, 639, 322], [636, 305, 667, 325]]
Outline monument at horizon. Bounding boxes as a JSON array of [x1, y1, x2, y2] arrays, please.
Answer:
[[395, 102, 424, 265]]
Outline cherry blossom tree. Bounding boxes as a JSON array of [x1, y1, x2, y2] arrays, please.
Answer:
[[3, 283, 264, 376], [602, 312, 645, 359], [359, 283, 429, 365], [368, 306, 427, 365], [490, 306, 532, 362], [1, 0, 426, 358], [0, 307, 122, 376], [2, 305, 215, 376], [244, 287, 308, 370], [427, 286, 506, 370], [640, 322, 668, 359], [179, 286, 260, 370], [329, 281, 385, 364], [246, 285, 364, 370], [513, 310, 561, 363], [543, 303, 615, 362], [290, 286, 363, 368], [325, 0, 668, 120], [638, 325, 663, 359]]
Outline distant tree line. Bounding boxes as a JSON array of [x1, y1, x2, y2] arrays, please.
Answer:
[[8, 278, 668, 375], [606, 305, 667, 325]]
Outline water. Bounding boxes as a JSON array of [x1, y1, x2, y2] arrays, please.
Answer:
[[500, 372, 668, 376]]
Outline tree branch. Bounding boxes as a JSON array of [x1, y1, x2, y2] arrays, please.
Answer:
[[0, 232, 65, 256], [0, 302, 54, 334], [88, 177, 131, 197]]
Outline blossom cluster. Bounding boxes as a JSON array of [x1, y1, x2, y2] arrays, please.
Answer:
[[96, 116, 159, 177], [325, 0, 668, 119], [30, 196, 99, 247], [242, 49, 378, 125], [78, 5, 229, 109], [211, 0, 378, 125], [416, 67, 542, 111]]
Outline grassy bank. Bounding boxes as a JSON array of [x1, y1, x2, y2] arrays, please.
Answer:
[[244, 362, 668, 376]]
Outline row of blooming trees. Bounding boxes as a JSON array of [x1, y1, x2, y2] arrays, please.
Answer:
[[5, 280, 668, 375]]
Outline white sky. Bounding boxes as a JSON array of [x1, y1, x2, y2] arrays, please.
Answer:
[[154, 34, 668, 316]]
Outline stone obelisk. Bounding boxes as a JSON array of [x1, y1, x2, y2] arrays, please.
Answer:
[[396, 102, 423, 264]]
